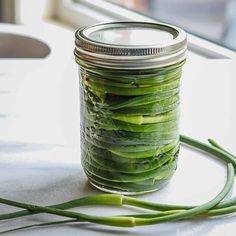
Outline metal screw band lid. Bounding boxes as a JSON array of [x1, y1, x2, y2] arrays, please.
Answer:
[[75, 22, 187, 69]]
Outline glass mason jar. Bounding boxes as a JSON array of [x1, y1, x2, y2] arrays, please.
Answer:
[[74, 22, 187, 195]]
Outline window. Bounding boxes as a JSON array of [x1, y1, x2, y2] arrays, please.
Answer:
[[56, 0, 236, 59], [108, 0, 236, 51]]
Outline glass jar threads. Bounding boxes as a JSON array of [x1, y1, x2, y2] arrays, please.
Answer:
[[74, 22, 187, 195]]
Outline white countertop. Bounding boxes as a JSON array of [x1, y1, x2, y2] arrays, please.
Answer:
[[0, 23, 236, 236]]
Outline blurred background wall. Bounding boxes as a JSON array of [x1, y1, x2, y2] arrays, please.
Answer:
[[0, 0, 15, 23], [0, 0, 56, 24]]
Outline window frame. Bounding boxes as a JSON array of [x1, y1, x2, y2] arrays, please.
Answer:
[[56, 0, 236, 59]]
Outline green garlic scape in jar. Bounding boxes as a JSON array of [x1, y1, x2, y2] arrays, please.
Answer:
[[74, 22, 187, 195]]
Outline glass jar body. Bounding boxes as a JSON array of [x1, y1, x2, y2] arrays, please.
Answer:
[[79, 61, 184, 195]]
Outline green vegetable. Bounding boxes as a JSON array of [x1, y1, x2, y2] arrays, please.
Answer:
[[83, 71, 180, 96], [0, 161, 233, 227], [0, 135, 236, 234], [79, 62, 182, 194]]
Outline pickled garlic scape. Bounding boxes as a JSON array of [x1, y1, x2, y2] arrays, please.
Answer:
[[75, 22, 187, 194]]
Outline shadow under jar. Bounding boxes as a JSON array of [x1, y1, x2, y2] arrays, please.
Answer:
[[75, 22, 187, 195]]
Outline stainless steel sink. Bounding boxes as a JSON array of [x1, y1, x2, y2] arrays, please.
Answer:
[[0, 33, 50, 58]]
